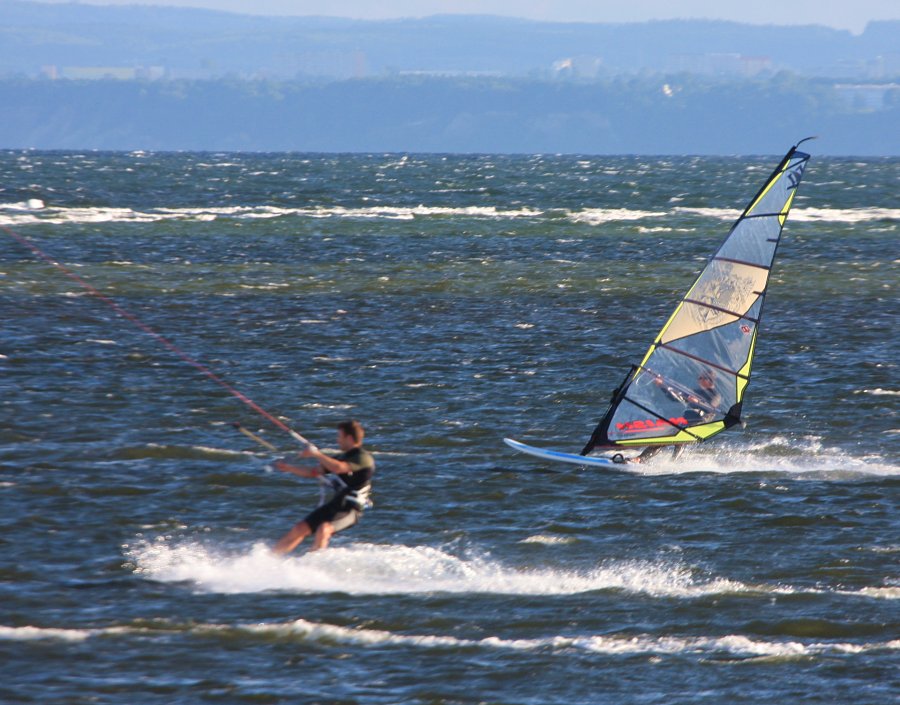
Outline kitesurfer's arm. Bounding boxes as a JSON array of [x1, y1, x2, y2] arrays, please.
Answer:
[[299, 445, 355, 475], [273, 447, 358, 477], [272, 460, 322, 478]]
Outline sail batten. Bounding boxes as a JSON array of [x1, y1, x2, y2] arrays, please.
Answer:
[[582, 143, 811, 453], [653, 344, 749, 379], [682, 298, 760, 322], [712, 256, 772, 271], [743, 211, 799, 219]]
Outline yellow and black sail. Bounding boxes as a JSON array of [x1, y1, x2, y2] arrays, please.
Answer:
[[582, 140, 812, 454]]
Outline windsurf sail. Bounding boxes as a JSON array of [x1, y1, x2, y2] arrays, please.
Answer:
[[581, 140, 812, 455]]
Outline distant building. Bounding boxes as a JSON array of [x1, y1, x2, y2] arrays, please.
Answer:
[[834, 83, 900, 111], [668, 53, 772, 77], [552, 55, 604, 79], [398, 70, 504, 78], [137, 66, 167, 81], [41, 66, 167, 81], [865, 53, 900, 80], [61, 67, 138, 80], [740, 56, 773, 77], [287, 50, 369, 79]]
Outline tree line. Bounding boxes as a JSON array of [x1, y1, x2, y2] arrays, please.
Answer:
[[1, 75, 897, 155]]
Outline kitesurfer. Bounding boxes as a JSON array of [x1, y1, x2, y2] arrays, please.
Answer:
[[272, 419, 374, 554]]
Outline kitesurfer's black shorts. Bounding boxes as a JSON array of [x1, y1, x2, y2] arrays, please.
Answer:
[[303, 495, 361, 534]]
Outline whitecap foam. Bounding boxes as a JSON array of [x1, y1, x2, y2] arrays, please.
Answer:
[[4, 618, 897, 659], [0, 625, 95, 642], [620, 439, 899, 478], [519, 534, 578, 545], [839, 587, 900, 600], [568, 633, 900, 658], [85, 338, 118, 345], [568, 208, 667, 225], [672, 206, 900, 224], [673, 206, 742, 220], [327, 205, 542, 220], [231, 621, 900, 659], [112, 443, 257, 462], [0, 200, 44, 212], [859, 388, 900, 396], [790, 207, 900, 223], [3, 201, 893, 228], [126, 540, 746, 597], [0, 203, 545, 227]]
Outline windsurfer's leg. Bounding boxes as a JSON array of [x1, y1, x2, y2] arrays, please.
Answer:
[[633, 445, 664, 463], [273, 520, 313, 555]]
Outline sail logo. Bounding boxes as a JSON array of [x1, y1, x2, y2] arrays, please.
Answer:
[[618, 417, 688, 434], [787, 164, 805, 189], [692, 271, 755, 326]]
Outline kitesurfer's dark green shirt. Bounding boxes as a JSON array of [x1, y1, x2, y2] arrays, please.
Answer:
[[330, 446, 374, 492]]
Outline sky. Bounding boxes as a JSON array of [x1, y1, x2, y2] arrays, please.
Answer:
[[28, 0, 900, 33]]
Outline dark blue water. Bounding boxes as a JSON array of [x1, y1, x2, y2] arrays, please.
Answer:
[[1, 151, 897, 704]]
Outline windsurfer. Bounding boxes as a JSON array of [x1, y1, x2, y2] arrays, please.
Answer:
[[511, 142, 811, 469], [272, 420, 374, 554], [632, 371, 722, 463]]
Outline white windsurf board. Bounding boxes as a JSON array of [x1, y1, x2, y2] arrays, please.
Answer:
[[503, 437, 623, 467]]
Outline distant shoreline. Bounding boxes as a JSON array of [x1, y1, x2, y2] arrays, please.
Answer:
[[2, 75, 898, 155]]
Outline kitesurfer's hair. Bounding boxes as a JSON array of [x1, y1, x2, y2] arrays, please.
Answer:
[[337, 419, 364, 443]]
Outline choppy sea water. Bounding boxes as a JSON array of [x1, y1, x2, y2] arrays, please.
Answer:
[[1, 151, 897, 704]]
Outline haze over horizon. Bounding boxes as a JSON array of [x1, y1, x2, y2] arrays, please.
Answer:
[[24, 0, 900, 33], [4, 1, 899, 153]]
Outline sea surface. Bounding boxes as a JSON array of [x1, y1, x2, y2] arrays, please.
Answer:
[[0, 151, 897, 704]]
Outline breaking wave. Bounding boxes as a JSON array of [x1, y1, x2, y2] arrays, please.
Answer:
[[2, 202, 896, 227], [2, 620, 896, 661]]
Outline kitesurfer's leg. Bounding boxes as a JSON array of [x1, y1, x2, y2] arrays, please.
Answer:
[[310, 509, 359, 550], [273, 520, 313, 555], [312, 522, 335, 551]]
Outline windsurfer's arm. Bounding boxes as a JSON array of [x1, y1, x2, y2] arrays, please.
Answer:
[[687, 386, 721, 410], [653, 375, 687, 403]]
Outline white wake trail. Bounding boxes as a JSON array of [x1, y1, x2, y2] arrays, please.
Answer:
[[126, 540, 745, 597]]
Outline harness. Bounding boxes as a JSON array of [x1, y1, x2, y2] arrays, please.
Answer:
[[316, 472, 373, 510]]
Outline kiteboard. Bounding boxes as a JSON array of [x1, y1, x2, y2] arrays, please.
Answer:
[[503, 438, 622, 467]]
